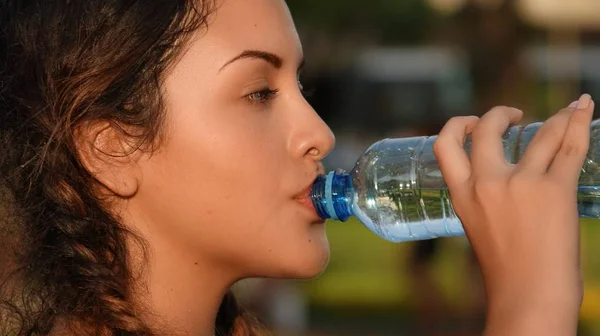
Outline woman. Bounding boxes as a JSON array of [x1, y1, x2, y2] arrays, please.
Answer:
[[0, 0, 592, 335]]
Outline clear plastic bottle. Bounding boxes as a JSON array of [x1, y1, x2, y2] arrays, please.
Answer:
[[311, 120, 600, 242]]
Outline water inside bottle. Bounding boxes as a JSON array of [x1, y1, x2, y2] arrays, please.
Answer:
[[578, 185, 600, 218], [353, 187, 465, 243], [354, 186, 600, 243]]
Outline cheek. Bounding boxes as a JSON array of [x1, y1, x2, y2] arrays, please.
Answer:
[[141, 109, 291, 250], [139, 98, 330, 275], [164, 136, 331, 277]]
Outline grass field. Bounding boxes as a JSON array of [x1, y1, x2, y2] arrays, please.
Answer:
[[298, 218, 600, 334]]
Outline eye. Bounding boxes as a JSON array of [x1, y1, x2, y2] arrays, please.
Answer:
[[246, 88, 279, 104]]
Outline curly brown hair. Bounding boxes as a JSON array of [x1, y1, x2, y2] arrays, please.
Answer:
[[0, 0, 261, 334]]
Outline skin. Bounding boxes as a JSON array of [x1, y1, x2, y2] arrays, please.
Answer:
[[435, 95, 593, 335], [77, 0, 592, 334], [81, 0, 333, 333]]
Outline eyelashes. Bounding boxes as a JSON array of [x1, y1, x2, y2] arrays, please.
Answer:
[[245, 80, 314, 105], [246, 88, 280, 104]]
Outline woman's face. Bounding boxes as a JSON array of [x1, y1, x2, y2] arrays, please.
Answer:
[[129, 0, 335, 279]]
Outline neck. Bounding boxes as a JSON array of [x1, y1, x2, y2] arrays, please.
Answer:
[[125, 211, 237, 335]]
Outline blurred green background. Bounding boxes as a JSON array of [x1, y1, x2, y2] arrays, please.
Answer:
[[235, 1, 600, 335]]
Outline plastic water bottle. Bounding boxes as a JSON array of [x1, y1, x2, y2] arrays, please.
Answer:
[[311, 120, 600, 242]]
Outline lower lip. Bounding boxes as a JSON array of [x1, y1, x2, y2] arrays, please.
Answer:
[[295, 197, 326, 224]]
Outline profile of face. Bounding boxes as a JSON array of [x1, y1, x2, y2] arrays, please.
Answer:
[[119, 0, 335, 280]]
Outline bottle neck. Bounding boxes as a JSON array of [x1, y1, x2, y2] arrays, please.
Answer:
[[310, 170, 354, 222]]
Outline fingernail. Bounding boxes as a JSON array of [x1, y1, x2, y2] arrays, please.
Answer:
[[577, 94, 592, 109], [569, 101, 578, 108]]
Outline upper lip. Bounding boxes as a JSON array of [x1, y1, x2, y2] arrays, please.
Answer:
[[293, 164, 326, 200]]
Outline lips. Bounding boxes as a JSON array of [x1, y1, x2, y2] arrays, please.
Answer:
[[293, 181, 324, 223], [293, 184, 315, 209], [293, 163, 326, 222]]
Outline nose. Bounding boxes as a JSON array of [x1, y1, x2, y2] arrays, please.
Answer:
[[289, 99, 335, 162]]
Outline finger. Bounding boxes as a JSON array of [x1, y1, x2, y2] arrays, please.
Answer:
[[471, 106, 523, 175], [434, 116, 479, 190], [518, 103, 576, 174], [549, 94, 594, 184]]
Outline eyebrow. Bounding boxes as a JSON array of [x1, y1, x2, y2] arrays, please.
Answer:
[[219, 49, 304, 72]]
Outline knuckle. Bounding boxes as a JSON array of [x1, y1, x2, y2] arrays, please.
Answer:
[[507, 174, 534, 193], [471, 123, 487, 139], [472, 179, 502, 201], [442, 115, 479, 131], [559, 141, 584, 157], [460, 115, 479, 123], [537, 123, 565, 142], [489, 105, 511, 113], [445, 116, 469, 128], [485, 106, 521, 119]]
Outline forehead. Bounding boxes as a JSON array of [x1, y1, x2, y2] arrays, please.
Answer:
[[199, 0, 302, 62]]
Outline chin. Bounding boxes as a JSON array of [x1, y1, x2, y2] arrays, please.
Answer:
[[251, 226, 331, 279], [281, 238, 331, 279], [293, 254, 330, 279]]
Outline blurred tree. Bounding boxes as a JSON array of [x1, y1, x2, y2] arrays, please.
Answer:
[[286, 0, 433, 44], [288, 0, 538, 116], [432, 0, 538, 114]]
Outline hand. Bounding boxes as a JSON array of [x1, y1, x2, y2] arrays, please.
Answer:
[[433, 94, 594, 335]]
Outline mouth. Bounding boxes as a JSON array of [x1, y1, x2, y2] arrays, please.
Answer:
[[293, 181, 325, 224]]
